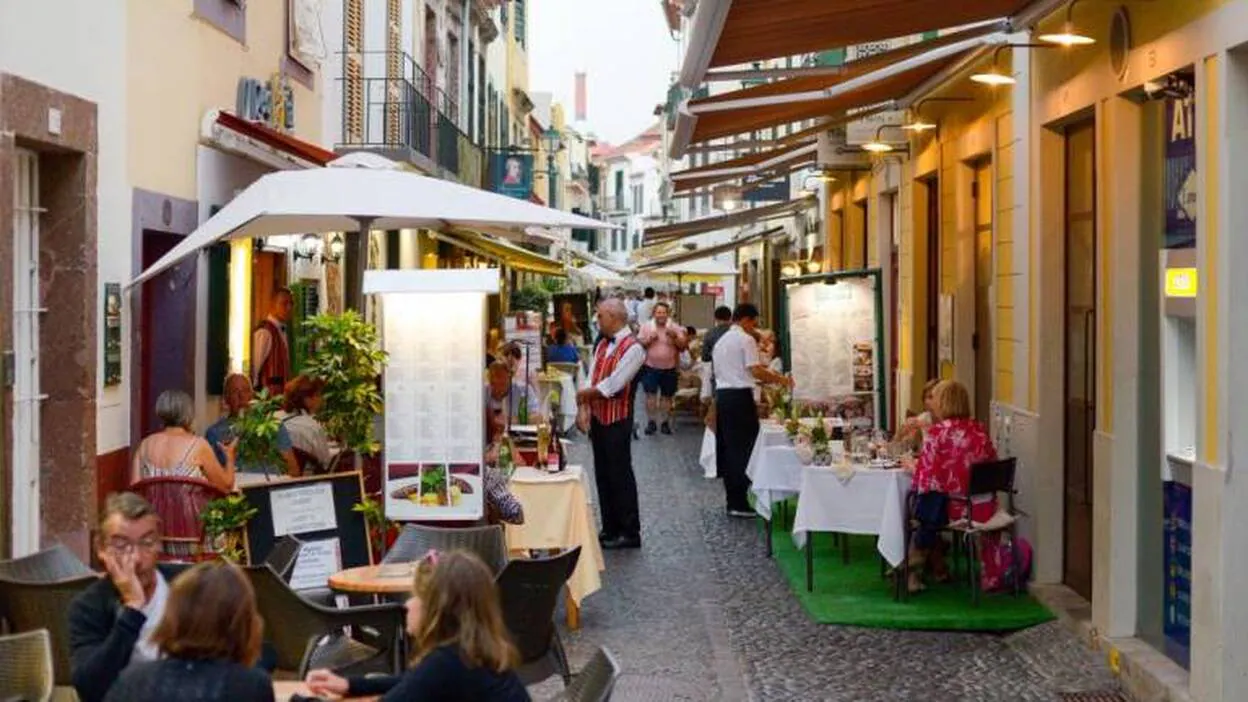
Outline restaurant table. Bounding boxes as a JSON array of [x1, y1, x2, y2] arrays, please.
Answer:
[[745, 423, 806, 522], [328, 564, 417, 595], [536, 369, 580, 433], [506, 464, 605, 630], [791, 465, 912, 592]]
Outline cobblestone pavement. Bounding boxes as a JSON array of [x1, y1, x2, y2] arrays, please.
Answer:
[[531, 414, 1121, 702]]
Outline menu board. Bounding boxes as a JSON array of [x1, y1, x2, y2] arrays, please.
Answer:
[[787, 276, 881, 427], [382, 292, 486, 521]]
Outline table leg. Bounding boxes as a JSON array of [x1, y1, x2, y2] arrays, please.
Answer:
[[806, 536, 814, 592], [565, 590, 581, 630], [764, 514, 773, 557]]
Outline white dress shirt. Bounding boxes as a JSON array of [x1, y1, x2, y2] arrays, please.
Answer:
[[583, 327, 646, 398], [130, 571, 170, 666], [711, 325, 761, 390]]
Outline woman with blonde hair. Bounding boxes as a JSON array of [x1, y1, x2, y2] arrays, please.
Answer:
[[903, 379, 997, 593], [103, 562, 271, 701], [305, 550, 529, 701]]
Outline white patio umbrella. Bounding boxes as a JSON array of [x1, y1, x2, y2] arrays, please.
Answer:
[[574, 262, 627, 285], [652, 258, 739, 277], [127, 154, 616, 289]]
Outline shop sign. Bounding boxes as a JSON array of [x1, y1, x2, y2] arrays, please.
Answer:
[[844, 37, 917, 145], [742, 175, 790, 203], [1164, 267, 1197, 298], [103, 283, 122, 386], [236, 74, 296, 133], [1163, 480, 1192, 668], [1165, 95, 1197, 249], [489, 151, 534, 199]]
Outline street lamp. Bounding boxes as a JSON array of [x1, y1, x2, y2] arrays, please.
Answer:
[[541, 127, 563, 208]]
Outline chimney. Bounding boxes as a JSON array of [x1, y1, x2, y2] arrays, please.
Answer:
[[574, 72, 587, 122]]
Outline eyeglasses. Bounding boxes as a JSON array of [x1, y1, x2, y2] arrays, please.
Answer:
[[106, 537, 161, 553]]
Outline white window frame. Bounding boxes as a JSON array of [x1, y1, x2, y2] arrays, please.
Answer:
[[12, 149, 44, 556]]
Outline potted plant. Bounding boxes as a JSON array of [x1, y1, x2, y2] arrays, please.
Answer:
[[230, 390, 287, 476], [200, 495, 259, 563], [302, 311, 388, 458], [510, 283, 551, 313], [353, 495, 398, 559]]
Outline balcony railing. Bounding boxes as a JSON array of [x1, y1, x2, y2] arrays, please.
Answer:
[[340, 50, 483, 187]]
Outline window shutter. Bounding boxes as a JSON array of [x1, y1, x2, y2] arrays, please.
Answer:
[[386, 0, 402, 144], [344, 0, 364, 144], [205, 234, 230, 395]]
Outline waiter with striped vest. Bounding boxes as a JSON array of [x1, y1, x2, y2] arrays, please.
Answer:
[[577, 298, 646, 550], [251, 288, 294, 398]]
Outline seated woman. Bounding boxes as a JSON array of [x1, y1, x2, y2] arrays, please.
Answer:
[[104, 562, 272, 702], [204, 373, 301, 478], [903, 380, 997, 593], [132, 390, 236, 492], [545, 328, 580, 364], [893, 378, 941, 455], [305, 550, 530, 702], [276, 375, 336, 474]]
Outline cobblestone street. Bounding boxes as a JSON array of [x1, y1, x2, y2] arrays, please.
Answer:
[[536, 414, 1123, 702]]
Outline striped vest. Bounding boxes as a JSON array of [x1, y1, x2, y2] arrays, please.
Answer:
[[255, 318, 291, 398], [590, 334, 639, 425]]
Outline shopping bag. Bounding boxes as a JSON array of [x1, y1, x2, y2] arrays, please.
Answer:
[[700, 427, 717, 479]]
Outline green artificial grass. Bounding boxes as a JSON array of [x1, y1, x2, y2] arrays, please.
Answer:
[[764, 504, 1056, 632]]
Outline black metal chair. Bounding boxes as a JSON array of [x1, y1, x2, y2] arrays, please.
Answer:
[[0, 545, 92, 583], [0, 628, 54, 702], [0, 574, 98, 685], [947, 457, 1023, 606], [384, 524, 508, 574], [552, 646, 621, 702], [243, 564, 405, 677], [497, 546, 581, 687]]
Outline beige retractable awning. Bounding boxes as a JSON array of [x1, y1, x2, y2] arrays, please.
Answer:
[[634, 226, 785, 272], [643, 195, 815, 246]]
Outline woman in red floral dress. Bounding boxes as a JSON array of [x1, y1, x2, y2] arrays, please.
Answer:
[[904, 380, 997, 593]]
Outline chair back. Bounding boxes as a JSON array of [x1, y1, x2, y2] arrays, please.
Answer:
[[0, 545, 91, 583], [967, 458, 1018, 498], [0, 628, 54, 702], [129, 476, 230, 560], [563, 646, 622, 702], [292, 447, 325, 475], [266, 535, 304, 581], [243, 564, 328, 672], [383, 524, 508, 573], [496, 547, 581, 664], [0, 575, 98, 685]]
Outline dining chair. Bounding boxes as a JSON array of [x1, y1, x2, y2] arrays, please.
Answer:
[[549, 646, 621, 702], [0, 574, 98, 685], [497, 546, 581, 687], [129, 476, 230, 561], [264, 535, 339, 607], [243, 564, 405, 677], [383, 524, 508, 574], [947, 457, 1023, 606], [0, 545, 92, 583], [0, 628, 54, 702]]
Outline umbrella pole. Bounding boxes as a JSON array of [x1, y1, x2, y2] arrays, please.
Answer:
[[343, 216, 377, 312]]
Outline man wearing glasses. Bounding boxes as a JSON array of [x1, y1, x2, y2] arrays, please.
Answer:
[[68, 493, 177, 702]]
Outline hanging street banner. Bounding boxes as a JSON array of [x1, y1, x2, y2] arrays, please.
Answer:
[[1164, 94, 1197, 250]]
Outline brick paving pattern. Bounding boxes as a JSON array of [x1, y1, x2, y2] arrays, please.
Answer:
[[531, 415, 1123, 701]]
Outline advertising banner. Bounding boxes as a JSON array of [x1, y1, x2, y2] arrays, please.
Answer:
[[1165, 95, 1197, 249], [1163, 480, 1192, 668]]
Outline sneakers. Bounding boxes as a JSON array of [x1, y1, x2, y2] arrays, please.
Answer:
[[644, 421, 658, 435], [660, 422, 672, 435], [727, 507, 758, 519]]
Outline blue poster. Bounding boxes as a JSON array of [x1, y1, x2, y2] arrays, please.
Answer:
[[742, 175, 790, 203], [489, 152, 533, 200], [1163, 480, 1191, 669], [1164, 96, 1197, 250]]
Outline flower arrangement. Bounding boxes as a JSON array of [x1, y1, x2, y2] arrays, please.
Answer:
[[200, 495, 259, 563], [795, 412, 835, 466]]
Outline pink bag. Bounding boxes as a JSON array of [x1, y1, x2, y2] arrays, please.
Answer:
[[979, 533, 1033, 592]]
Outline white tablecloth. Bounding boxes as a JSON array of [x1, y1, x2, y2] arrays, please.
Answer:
[[791, 467, 912, 567], [538, 372, 580, 433], [745, 424, 805, 520], [506, 465, 604, 605]]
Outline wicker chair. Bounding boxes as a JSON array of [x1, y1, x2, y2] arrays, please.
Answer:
[[551, 646, 621, 702], [0, 545, 92, 583], [497, 547, 581, 686], [129, 476, 229, 561], [243, 564, 405, 678], [0, 628, 54, 702], [383, 524, 508, 574], [0, 574, 98, 685]]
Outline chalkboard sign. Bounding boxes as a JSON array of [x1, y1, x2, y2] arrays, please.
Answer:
[[240, 472, 372, 571]]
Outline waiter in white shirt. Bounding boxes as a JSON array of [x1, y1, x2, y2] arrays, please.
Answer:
[[711, 303, 794, 518], [577, 298, 646, 549]]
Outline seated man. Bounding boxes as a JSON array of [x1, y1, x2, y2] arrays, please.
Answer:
[[205, 372, 300, 477], [484, 361, 541, 440], [69, 493, 275, 702]]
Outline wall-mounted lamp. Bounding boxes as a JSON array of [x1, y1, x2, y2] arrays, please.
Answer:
[[293, 233, 323, 262], [324, 233, 345, 263], [971, 46, 1019, 86], [804, 260, 823, 274], [781, 261, 802, 278], [901, 97, 976, 132], [862, 124, 906, 153], [1038, 0, 1095, 47]]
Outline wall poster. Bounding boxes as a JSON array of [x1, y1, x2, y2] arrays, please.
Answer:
[[1165, 93, 1197, 250], [1163, 480, 1192, 669]]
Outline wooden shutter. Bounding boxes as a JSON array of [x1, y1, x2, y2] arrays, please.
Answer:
[[386, 0, 402, 145], [344, 0, 364, 144]]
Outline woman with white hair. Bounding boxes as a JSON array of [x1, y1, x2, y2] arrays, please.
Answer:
[[131, 390, 236, 492]]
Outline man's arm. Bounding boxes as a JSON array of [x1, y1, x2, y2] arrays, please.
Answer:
[[593, 344, 646, 399], [69, 590, 144, 702]]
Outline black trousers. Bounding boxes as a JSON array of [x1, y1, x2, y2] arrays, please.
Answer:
[[591, 417, 641, 540], [715, 388, 759, 512]]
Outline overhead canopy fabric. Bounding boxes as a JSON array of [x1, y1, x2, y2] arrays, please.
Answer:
[[686, 0, 1031, 82], [127, 159, 612, 288], [634, 226, 785, 272], [672, 141, 815, 194], [441, 231, 566, 277], [565, 246, 630, 275], [652, 258, 740, 276], [643, 195, 815, 245]]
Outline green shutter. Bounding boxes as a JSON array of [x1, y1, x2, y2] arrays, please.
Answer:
[[386, 230, 401, 269], [205, 240, 230, 395], [288, 282, 321, 376]]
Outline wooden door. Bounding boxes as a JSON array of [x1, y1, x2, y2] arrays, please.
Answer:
[[140, 231, 197, 436], [1064, 121, 1097, 600], [923, 177, 940, 379], [973, 161, 993, 422]]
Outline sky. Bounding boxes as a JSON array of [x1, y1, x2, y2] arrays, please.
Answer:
[[528, 0, 678, 146]]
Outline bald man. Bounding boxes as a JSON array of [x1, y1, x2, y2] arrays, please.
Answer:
[[577, 298, 646, 549]]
